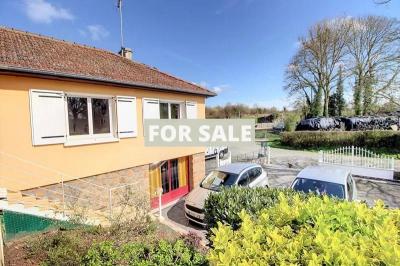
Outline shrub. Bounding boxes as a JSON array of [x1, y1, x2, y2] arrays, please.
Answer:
[[208, 193, 400, 265], [82, 241, 120, 266], [82, 239, 207, 266], [281, 130, 400, 151], [27, 229, 88, 266], [204, 187, 305, 232], [283, 112, 300, 132]]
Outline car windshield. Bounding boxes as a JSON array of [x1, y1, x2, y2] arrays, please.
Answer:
[[292, 178, 345, 199], [200, 170, 239, 191]]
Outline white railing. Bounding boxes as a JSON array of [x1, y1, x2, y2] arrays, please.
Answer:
[[319, 146, 395, 179]]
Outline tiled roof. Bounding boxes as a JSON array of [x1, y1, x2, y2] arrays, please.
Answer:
[[0, 27, 215, 96]]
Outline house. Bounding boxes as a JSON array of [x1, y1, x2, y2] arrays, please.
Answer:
[[256, 114, 277, 124], [0, 27, 216, 211]]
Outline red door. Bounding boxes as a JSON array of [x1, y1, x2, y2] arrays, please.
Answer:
[[151, 158, 189, 208]]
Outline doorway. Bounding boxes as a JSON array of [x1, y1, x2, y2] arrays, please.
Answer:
[[150, 157, 189, 208]]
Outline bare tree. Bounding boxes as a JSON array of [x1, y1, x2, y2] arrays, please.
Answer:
[[285, 18, 350, 117], [347, 16, 400, 114]]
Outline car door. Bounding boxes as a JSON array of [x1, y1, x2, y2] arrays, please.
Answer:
[[237, 171, 250, 187], [247, 167, 263, 187]]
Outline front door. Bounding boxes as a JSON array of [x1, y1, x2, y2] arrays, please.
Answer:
[[150, 157, 189, 208]]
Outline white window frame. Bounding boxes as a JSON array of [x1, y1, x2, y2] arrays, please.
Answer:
[[64, 93, 117, 145], [159, 99, 185, 119]]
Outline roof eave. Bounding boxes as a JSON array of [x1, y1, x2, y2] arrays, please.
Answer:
[[0, 66, 217, 97]]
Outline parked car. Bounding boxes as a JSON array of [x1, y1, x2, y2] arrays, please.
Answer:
[[205, 146, 228, 159], [184, 163, 268, 226], [290, 166, 357, 201]]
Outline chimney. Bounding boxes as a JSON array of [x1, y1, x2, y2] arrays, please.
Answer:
[[119, 47, 132, 60]]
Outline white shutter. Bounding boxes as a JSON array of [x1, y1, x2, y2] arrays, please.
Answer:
[[142, 98, 160, 119], [186, 101, 197, 119], [116, 96, 137, 138], [30, 90, 66, 145]]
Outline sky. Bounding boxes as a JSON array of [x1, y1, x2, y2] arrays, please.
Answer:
[[1, 0, 399, 109]]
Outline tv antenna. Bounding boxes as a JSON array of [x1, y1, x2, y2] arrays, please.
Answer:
[[117, 0, 124, 49]]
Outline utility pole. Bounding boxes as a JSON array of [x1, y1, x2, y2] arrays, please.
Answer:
[[117, 0, 124, 49]]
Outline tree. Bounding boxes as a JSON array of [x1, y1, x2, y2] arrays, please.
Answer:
[[336, 66, 346, 116], [347, 16, 400, 114], [353, 78, 363, 115], [285, 19, 350, 117], [328, 92, 338, 116]]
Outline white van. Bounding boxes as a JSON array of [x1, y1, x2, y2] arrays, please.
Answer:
[[205, 146, 228, 159]]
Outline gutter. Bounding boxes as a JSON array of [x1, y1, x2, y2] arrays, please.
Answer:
[[0, 66, 217, 97]]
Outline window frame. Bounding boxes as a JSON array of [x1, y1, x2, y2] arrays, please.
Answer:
[[159, 100, 184, 119], [64, 93, 116, 144]]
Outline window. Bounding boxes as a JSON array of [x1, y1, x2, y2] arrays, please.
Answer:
[[66, 94, 114, 142], [159, 102, 181, 119], [292, 178, 345, 199], [30, 89, 138, 146], [170, 103, 180, 119], [247, 167, 262, 184], [160, 102, 169, 119], [238, 172, 250, 186], [92, 98, 111, 134], [200, 171, 238, 191], [67, 97, 89, 136]]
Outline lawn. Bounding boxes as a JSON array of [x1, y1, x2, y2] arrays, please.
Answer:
[[256, 130, 400, 159]]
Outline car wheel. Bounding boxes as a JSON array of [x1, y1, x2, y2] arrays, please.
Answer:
[[219, 150, 225, 159]]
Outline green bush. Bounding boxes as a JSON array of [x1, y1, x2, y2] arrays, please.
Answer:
[[209, 193, 400, 265], [204, 187, 306, 232], [28, 230, 88, 266], [283, 112, 300, 132], [281, 130, 400, 151], [82, 239, 206, 266]]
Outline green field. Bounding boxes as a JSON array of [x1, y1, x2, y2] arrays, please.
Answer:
[[256, 130, 400, 159]]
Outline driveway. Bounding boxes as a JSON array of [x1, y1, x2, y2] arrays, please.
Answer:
[[161, 161, 400, 239]]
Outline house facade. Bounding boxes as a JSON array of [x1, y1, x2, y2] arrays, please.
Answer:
[[0, 27, 215, 209]]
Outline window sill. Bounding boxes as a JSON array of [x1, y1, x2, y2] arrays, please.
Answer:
[[64, 137, 119, 147]]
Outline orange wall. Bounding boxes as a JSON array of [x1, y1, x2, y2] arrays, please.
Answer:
[[0, 74, 206, 190]]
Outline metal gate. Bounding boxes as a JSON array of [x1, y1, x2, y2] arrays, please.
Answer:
[[319, 146, 395, 180]]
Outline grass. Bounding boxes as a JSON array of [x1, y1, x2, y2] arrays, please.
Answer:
[[255, 130, 400, 159]]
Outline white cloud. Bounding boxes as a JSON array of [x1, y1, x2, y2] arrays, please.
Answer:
[[198, 81, 230, 94], [24, 0, 74, 24], [212, 84, 230, 94], [80, 25, 109, 41]]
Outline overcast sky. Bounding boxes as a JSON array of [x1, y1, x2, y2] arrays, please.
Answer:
[[1, 0, 399, 109]]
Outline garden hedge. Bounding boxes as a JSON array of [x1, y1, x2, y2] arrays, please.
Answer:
[[281, 130, 400, 150], [208, 193, 400, 265], [204, 187, 305, 234]]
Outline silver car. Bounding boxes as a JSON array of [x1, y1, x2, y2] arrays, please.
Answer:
[[184, 163, 268, 226], [291, 166, 357, 201]]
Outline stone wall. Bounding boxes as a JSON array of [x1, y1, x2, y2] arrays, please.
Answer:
[[190, 152, 205, 189], [24, 164, 150, 211], [23, 153, 206, 212]]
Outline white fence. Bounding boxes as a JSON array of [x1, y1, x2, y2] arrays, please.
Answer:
[[319, 146, 395, 180]]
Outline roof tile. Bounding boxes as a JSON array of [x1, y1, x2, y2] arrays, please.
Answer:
[[0, 27, 215, 96]]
